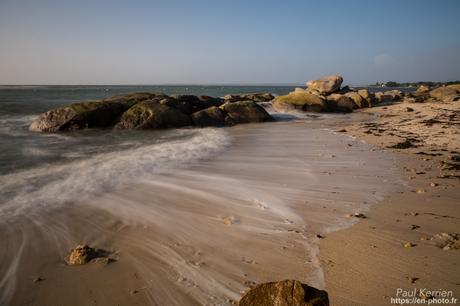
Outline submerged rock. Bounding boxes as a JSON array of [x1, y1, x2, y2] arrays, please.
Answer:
[[220, 101, 273, 125], [306, 75, 343, 95], [239, 280, 329, 306]]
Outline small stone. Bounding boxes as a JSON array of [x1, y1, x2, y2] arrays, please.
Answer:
[[316, 234, 325, 239], [410, 224, 420, 230], [403, 242, 417, 248], [130, 290, 139, 295], [430, 182, 438, 187], [353, 213, 367, 219], [33, 276, 44, 283], [407, 277, 419, 284], [415, 188, 426, 194]]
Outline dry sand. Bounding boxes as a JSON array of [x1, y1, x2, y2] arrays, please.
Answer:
[[321, 100, 460, 305]]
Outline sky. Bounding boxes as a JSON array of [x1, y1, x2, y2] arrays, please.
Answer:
[[0, 0, 459, 85]]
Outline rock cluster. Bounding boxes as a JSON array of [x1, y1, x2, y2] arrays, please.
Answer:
[[273, 75, 389, 113], [405, 84, 460, 103], [239, 280, 329, 306], [30, 93, 273, 132]]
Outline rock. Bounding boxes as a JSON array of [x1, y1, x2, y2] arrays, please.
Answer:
[[415, 85, 430, 95], [272, 92, 329, 113], [432, 233, 460, 250], [344, 92, 370, 108], [29, 93, 165, 132], [387, 139, 417, 149], [306, 75, 343, 95], [223, 93, 274, 103], [30, 101, 126, 132], [170, 95, 223, 114], [220, 101, 273, 125], [66, 244, 102, 265], [403, 242, 416, 248], [353, 213, 367, 219], [406, 107, 414, 112], [191, 106, 225, 127], [446, 84, 460, 91], [293, 87, 308, 93], [326, 94, 356, 112], [374, 92, 394, 104], [383, 90, 403, 101], [357, 89, 374, 106], [115, 100, 192, 129], [239, 280, 329, 306], [430, 86, 458, 100]]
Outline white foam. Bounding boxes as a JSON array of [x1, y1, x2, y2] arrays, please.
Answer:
[[0, 128, 230, 218]]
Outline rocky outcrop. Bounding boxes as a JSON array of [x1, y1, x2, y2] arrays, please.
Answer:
[[430, 86, 459, 101], [306, 75, 343, 95], [220, 101, 273, 125], [239, 280, 329, 306], [223, 93, 275, 103], [357, 89, 374, 106], [115, 100, 192, 129], [272, 92, 328, 112], [30, 92, 276, 132], [191, 106, 225, 127]]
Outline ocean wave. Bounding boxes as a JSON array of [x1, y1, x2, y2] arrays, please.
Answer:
[[0, 128, 230, 218], [0, 115, 37, 136]]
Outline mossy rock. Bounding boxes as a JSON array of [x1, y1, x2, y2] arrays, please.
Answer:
[[170, 95, 224, 114], [191, 106, 225, 127], [220, 101, 273, 125], [29, 100, 131, 132], [272, 92, 328, 112], [115, 100, 192, 129], [29, 92, 169, 132]]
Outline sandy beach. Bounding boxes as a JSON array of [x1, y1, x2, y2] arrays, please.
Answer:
[[1, 114, 405, 305], [321, 100, 460, 305]]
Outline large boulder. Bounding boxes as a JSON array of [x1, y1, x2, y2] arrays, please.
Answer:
[[30, 101, 129, 132], [344, 92, 370, 108], [239, 280, 329, 306], [115, 100, 191, 129], [220, 101, 273, 125], [29, 93, 167, 132], [357, 89, 374, 106], [169, 95, 223, 114], [326, 94, 356, 112], [191, 106, 225, 127], [430, 86, 459, 100], [272, 92, 328, 112], [306, 75, 343, 95]]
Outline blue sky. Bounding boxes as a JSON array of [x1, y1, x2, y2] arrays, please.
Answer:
[[0, 0, 459, 85]]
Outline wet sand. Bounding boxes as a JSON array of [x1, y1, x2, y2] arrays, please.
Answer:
[[0, 116, 401, 305]]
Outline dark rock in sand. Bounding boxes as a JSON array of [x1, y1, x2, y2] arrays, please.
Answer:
[[387, 139, 417, 149], [239, 280, 329, 306], [191, 106, 225, 127], [220, 101, 273, 125], [306, 75, 343, 95], [115, 100, 192, 130], [66, 244, 109, 265]]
